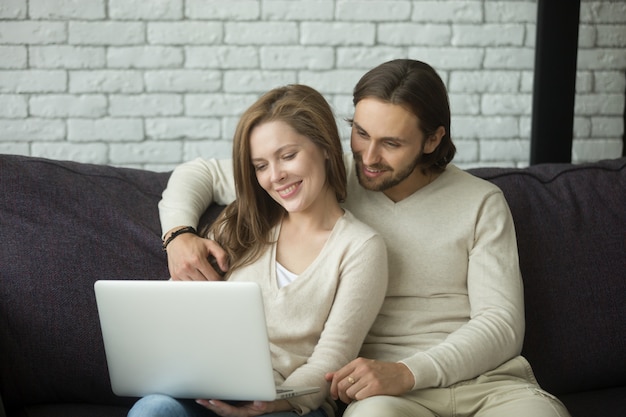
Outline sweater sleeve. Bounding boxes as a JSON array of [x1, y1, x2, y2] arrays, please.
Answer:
[[285, 232, 389, 414], [400, 190, 525, 390], [158, 157, 235, 238]]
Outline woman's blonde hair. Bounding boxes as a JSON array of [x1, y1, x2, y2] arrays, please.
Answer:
[[208, 84, 346, 272]]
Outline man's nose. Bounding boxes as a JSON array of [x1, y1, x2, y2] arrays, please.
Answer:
[[361, 142, 380, 165]]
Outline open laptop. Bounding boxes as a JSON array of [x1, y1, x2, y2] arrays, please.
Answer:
[[94, 280, 320, 401]]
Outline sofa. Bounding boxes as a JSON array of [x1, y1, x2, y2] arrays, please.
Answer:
[[1, 153, 624, 417]]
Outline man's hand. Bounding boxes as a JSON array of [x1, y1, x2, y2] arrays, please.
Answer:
[[325, 358, 415, 404], [195, 399, 290, 417], [165, 232, 229, 281]]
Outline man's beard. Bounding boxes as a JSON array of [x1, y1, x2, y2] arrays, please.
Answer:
[[352, 152, 422, 192]]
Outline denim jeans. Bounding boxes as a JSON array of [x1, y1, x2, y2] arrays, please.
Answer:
[[127, 394, 328, 417]]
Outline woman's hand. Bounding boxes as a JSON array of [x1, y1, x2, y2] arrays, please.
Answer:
[[195, 399, 290, 417], [164, 230, 229, 281]]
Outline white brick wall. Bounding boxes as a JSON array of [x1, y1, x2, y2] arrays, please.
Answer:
[[0, 0, 624, 170]]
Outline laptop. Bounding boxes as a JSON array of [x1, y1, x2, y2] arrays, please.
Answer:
[[94, 280, 320, 401]]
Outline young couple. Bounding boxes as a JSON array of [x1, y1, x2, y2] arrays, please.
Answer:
[[131, 59, 571, 417]]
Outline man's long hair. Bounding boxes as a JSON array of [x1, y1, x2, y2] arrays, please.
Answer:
[[353, 59, 456, 173]]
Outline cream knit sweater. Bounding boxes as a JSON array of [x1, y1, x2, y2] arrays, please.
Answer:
[[227, 211, 387, 415], [160, 154, 525, 394]]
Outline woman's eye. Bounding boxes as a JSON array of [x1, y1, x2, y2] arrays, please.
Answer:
[[283, 152, 296, 160], [254, 164, 266, 171]]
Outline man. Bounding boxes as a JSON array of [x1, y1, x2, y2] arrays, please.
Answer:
[[159, 59, 570, 416]]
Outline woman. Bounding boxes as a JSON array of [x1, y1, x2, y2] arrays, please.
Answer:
[[128, 85, 388, 417]]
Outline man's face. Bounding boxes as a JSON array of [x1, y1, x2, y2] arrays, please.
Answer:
[[350, 98, 439, 202]]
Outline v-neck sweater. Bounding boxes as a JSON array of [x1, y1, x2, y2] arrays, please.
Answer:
[[227, 210, 388, 415]]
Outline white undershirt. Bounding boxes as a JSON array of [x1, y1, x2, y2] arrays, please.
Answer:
[[276, 261, 298, 288]]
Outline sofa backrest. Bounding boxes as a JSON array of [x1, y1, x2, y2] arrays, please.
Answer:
[[469, 158, 626, 396], [0, 155, 173, 410]]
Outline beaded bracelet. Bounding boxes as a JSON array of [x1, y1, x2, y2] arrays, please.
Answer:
[[162, 226, 197, 251]]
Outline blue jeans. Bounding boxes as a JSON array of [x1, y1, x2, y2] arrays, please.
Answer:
[[127, 394, 328, 417]]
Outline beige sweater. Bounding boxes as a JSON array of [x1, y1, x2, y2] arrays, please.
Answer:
[[215, 211, 386, 416], [160, 154, 525, 393]]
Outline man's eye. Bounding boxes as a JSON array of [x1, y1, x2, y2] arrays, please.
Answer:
[[385, 141, 400, 148]]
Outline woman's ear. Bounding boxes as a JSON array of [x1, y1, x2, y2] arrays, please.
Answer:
[[424, 126, 446, 154]]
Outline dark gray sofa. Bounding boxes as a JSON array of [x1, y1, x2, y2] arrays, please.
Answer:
[[1, 153, 624, 417]]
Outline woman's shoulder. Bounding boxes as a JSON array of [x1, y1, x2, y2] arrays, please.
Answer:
[[338, 209, 385, 244]]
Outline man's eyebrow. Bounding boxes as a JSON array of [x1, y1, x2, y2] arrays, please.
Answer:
[[352, 120, 406, 143]]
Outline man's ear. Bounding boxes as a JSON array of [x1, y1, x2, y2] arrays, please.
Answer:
[[424, 126, 446, 154]]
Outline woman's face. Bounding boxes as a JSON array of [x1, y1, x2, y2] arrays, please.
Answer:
[[250, 120, 330, 214]]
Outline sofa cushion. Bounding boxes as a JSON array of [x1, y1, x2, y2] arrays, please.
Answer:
[[0, 155, 172, 412], [469, 158, 626, 397]]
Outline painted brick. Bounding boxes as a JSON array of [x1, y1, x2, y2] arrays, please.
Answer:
[[412, 1, 483, 23], [591, 116, 624, 137], [70, 71, 143, 93], [68, 118, 143, 141], [452, 24, 525, 46], [147, 22, 222, 45], [0, 21, 66, 44], [481, 94, 532, 115], [581, 2, 626, 24], [184, 140, 233, 161], [449, 93, 481, 115], [0, 143, 29, 155], [225, 22, 298, 45], [575, 94, 624, 115], [336, 1, 411, 21], [144, 70, 221, 93], [480, 139, 529, 162], [574, 117, 592, 138], [31, 142, 109, 164], [298, 70, 364, 94], [597, 25, 626, 47], [109, 0, 183, 20], [29, 0, 105, 19], [109, 94, 183, 116], [262, 0, 333, 20], [0, 46, 27, 68], [578, 25, 597, 49], [0, 119, 65, 140], [0, 70, 66, 93], [578, 48, 626, 70], [29, 46, 105, 68], [336, 47, 406, 69], [452, 116, 519, 139], [595, 71, 626, 92], [107, 46, 184, 68], [409, 47, 484, 69], [301, 22, 376, 46], [109, 141, 182, 164], [186, 0, 260, 20], [30, 94, 107, 117], [485, 2, 537, 23], [573, 139, 624, 162], [69, 22, 145, 45], [0, 0, 26, 19], [378, 23, 451, 45], [260, 46, 334, 69], [185, 46, 259, 69], [185, 94, 257, 116], [145, 117, 221, 140], [223, 71, 296, 93], [0, 95, 28, 118], [450, 71, 521, 93], [484, 47, 535, 69]]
